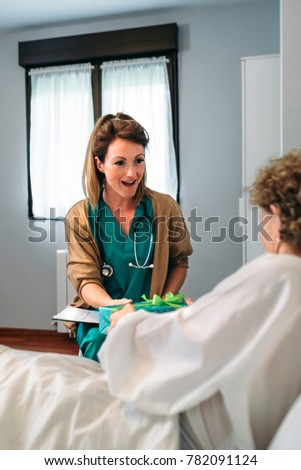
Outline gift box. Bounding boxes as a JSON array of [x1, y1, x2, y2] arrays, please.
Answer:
[[99, 293, 187, 334]]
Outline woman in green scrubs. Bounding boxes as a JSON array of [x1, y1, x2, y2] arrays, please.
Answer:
[[65, 112, 193, 361]]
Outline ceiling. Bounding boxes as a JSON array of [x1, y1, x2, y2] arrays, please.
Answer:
[[0, 0, 259, 32]]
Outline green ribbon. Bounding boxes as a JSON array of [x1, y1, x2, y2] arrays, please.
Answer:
[[140, 292, 186, 309], [110, 292, 186, 314]]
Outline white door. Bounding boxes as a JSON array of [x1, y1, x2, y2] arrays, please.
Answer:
[[241, 54, 281, 263]]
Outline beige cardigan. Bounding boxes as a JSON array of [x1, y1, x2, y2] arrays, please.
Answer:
[[65, 189, 193, 309]]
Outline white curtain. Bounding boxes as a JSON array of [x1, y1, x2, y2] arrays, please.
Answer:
[[29, 64, 94, 218], [101, 57, 178, 199]]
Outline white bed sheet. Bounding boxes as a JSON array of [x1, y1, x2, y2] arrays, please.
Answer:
[[0, 345, 178, 450]]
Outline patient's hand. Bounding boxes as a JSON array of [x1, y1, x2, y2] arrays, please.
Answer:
[[108, 304, 135, 333]]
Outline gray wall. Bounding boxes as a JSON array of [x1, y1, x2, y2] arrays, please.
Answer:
[[0, 0, 279, 329], [281, 0, 301, 152]]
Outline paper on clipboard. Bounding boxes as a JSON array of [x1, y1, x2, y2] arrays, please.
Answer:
[[52, 306, 99, 324]]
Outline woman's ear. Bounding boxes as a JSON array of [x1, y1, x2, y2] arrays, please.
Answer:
[[270, 204, 279, 217], [95, 157, 104, 173], [269, 204, 281, 234]]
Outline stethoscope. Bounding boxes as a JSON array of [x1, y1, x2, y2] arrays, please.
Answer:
[[101, 262, 114, 278], [101, 216, 154, 278]]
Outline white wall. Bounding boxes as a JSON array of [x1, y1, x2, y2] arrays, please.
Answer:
[[0, 0, 279, 329], [281, 0, 301, 152]]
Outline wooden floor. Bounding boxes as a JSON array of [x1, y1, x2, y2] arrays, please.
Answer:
[[0, 327, 79, 355]]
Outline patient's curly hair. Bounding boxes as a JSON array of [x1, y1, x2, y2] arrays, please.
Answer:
[[249, 149, 301, 254]]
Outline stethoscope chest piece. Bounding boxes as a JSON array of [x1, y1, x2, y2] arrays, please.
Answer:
[[101, 263, 114, 278]]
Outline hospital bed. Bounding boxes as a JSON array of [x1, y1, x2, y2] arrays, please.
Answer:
[[0, 339, 300, 450]]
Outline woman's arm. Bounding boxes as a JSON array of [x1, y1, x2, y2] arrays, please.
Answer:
[[65, 202, 103, 300], [81, 283, 132, 309], [162, 266, 188, 298]]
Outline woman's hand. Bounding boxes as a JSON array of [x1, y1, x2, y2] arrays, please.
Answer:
[[108, 304, 136, 333]]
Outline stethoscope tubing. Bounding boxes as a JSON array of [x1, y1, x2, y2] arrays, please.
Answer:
[[101, 216, 154, 277]]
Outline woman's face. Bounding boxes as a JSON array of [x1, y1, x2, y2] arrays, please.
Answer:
[[96, 138, 145, 200]]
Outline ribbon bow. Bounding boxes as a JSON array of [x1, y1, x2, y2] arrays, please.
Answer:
[[140, 292, 186, 309]]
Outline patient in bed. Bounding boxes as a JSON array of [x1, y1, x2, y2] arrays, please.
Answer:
[[1, 149, 301, 450]]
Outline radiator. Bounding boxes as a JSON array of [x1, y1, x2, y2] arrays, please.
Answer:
[[56, 249, 76, 332]]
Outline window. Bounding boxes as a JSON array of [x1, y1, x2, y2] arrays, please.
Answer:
[[19, 24, 179, 219], [101, 57, 177, 199], [29, 64, 94, 217]]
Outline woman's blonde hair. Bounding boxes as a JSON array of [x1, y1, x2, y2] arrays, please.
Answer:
[[249, 148, 301, 254], [82, 112, 149, 209]]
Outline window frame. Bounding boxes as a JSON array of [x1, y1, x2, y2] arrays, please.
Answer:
[[19, 23, 179, 218]]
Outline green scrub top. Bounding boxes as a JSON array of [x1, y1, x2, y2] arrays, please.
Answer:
[[88, 196, 155, 303]]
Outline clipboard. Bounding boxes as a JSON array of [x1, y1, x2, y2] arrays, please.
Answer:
[[52, 306, 99, 324]]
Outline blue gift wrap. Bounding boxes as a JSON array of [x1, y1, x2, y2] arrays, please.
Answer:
[[98, 293, 187, 334]]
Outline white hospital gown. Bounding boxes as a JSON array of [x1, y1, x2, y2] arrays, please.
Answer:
[[1, 253, 301, 450], [100, 253, 301, 449]]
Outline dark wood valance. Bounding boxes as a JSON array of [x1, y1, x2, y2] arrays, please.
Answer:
[[19, 23, 178, 68]]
